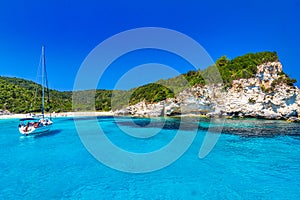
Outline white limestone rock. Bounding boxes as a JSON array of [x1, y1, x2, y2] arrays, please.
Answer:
[[114, 61, 300, 121]]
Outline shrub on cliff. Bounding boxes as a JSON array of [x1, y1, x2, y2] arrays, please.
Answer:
[[271, 72, 297, 87], [216, 51, 279, 86]]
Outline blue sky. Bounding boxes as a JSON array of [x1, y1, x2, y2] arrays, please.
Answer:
[[0, 0, 299, 91]]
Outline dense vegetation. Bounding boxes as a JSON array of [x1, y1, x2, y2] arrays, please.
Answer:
[[0, 51, 297, 113], [0, 77, 113, 113], [72, 89, 127, 112], [0, 77, 74, 113], [129, 83, 174, 105]]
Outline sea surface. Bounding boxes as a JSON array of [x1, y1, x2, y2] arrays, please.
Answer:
[[1, 116, 300, 199]]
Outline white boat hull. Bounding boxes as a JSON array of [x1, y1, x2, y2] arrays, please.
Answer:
[[19, 124, 52, 135], [19, 119, 53, 135]]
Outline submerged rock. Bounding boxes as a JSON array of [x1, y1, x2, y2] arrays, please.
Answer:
[[287, 117, 300, 123]]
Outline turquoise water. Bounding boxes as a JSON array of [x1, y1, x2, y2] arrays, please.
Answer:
[[1, 117, 300, 199]]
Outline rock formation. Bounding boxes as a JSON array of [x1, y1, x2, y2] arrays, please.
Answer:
[[114, 62, 300, 121], [0, 109, 11, 115]]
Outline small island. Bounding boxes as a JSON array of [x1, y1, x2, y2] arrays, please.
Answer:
[[114, 52, 300, 122]]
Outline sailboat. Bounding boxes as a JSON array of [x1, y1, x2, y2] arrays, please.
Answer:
[[18, 45, 53, 135]]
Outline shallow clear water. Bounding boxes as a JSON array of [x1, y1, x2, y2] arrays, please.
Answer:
[[1, 117, 300, 199]]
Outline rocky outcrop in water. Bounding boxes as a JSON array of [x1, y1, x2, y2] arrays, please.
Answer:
[[114, 62, 300, 121], [114, 100, 165, 117]]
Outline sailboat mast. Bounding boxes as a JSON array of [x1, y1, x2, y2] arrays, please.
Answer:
[[41, 45, 45, 118]]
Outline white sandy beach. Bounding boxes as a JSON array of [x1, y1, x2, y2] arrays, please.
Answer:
[[0, 111, 114, 120]]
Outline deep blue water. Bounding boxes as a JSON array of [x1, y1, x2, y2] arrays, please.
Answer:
[[1, 116, 300, 199]]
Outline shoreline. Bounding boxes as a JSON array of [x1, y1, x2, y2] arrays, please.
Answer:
[[0, 111, 114, 120], [1, 111, 299, 122]]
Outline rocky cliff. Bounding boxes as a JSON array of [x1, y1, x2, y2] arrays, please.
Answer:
[[114, 62, 300, 121]]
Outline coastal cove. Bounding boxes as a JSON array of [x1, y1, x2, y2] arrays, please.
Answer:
[[1, 116, 300, 199], [1, 0, 300, 199], [2, 52, 300, 123]]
